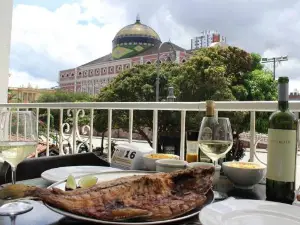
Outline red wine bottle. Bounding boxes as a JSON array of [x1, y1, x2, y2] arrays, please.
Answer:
[[266, 77, 298, 204]]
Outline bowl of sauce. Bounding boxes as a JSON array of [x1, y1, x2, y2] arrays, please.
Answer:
[[222, 161, 266, 189]]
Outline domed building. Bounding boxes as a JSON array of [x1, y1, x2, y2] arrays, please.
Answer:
[[112, 15, 162, 60], [58, 16, 189, 95]]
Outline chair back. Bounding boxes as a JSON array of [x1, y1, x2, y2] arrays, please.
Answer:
[[0, 153, 110, 184]]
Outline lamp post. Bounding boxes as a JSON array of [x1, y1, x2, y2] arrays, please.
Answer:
[[167, 86, 176, 102], [156, 41, 177, 102]]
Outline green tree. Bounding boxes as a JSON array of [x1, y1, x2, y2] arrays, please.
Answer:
[[7, 89, 21, 103], [94, 63, 177, 146], [37, 90, 93, 103], [36, 90, 94, 131], [94, 46, 277, 147]]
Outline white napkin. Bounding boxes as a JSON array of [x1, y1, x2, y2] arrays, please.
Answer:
[[293, 187, 300, 206]]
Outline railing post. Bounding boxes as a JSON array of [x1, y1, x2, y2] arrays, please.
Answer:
[[59, 108, 64, 155], [180, 110, 186, 160], [72, 109, 77, 154], [108, 109, 112, 162], [152, 110, 158, 152], [35, 108, 39, 158], [46, 108, 50, 157], [249, 111, 256, 162], [129, 109, 133, 143], [89, 109, 94, 152]]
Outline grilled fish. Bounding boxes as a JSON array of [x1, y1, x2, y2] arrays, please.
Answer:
[[0, 166, 214, 222]]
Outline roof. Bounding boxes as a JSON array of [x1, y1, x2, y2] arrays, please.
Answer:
[[134, 42, 186, 57], [113, 17, 160, 41], [80, 42, 187, 67], [80, 53, 113, 67]]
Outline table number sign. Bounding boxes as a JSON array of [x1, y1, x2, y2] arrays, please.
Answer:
[[111, 143, 153, 170]]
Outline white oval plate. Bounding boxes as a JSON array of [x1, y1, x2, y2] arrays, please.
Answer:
[[41, 166, 122, 183], [200, 198, 300, 225], [45, 170, 214, 225]]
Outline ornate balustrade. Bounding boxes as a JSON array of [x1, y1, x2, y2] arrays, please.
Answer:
[[1, 101, 300, 162]]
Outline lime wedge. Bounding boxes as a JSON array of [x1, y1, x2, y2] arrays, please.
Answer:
[[65, 175, 77, 191], [78, 176, 98, 189]]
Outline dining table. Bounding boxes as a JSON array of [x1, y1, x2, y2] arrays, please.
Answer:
[[0, 173, 267, 225]]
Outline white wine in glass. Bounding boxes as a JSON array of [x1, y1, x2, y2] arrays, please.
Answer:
[[0, 110, 38, 223], [0, 142, 37, 168], [198, 101, 233, 199], [199, 140, 233, 162]]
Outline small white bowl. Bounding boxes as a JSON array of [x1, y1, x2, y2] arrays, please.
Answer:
[[156, 159, 187, 173], [187, 162, 221, 185], [143, 154, 180, 171], [222, 161, 266, 189]]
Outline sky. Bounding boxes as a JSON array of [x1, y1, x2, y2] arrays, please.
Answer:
[[8, 0, 300, 91]]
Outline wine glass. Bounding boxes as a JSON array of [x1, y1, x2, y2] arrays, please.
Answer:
[[0, 110, 38, 223], [198, 117, 233, 200]]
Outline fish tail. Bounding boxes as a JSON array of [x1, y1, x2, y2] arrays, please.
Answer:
[[0, 184, 40, 200]]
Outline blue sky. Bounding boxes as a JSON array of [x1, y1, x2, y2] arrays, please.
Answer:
[[13, 0, 75, 11], [8, 0, 300, 90]]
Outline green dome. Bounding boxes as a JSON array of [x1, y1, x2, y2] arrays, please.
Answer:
[[114, 21, 160, 41], [112, 16, 161, 60]]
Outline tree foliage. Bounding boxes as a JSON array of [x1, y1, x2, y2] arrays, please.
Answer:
[[37, 90, 93, 103], [94, 46, 277, 146], [36, 90, 94, 131], [94, 64, 176, 146]]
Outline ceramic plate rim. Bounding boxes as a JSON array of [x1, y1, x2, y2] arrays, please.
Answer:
[[199, 198, 300, 225], [44, 170, 214, 225], [41, 166, 121, 183]]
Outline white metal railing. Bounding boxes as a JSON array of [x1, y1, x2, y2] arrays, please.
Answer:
[[1, 101, 300, 162]]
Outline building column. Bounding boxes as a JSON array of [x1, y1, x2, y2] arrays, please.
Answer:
[[0, 0, 13, 103], [74, 67, 77, 93], [175, 51, 180, 64]]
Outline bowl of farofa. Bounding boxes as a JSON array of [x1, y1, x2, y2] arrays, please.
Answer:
[[222, 161, 266, 189], [143, 153, 180, 171]]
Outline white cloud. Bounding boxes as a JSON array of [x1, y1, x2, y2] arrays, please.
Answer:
[[10, 0, 129, 82], [148, 6, 196, 49], [262, 48, 300, 91], [9, 69, 57, 88], [11, 0, 300, 93]]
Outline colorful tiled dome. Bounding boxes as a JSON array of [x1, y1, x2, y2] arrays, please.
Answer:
[[112, 15, 161, 60]]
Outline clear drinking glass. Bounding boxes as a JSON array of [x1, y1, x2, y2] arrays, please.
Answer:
[[0, 110, 38, 222], [198, 117, 233, 199]]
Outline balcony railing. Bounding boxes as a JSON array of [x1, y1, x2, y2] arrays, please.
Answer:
[[1, 101, 300, 163]]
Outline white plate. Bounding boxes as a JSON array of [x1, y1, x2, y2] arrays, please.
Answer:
[[41, 166, 122, 183], [44, 170, 214, 225], [200, 198, 300, 225]]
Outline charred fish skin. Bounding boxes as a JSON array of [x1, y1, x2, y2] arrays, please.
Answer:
[[11, 166, 214, 222]]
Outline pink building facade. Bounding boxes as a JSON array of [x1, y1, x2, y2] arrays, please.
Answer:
[[58, 17, 190, 95]]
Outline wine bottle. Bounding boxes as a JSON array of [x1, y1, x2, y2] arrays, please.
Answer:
[[266, 77, 298, 204], [201, 100, 217, 141], [199, 100, 216, 162]]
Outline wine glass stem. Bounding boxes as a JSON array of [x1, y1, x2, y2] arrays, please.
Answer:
[[11, 167, 17, 184], [10, 215, 16, 225], [213, 160, 218, 166]]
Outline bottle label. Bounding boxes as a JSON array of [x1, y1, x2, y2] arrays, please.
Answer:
[[267, 128, 297, 182], [201, 127, 212, 140]]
